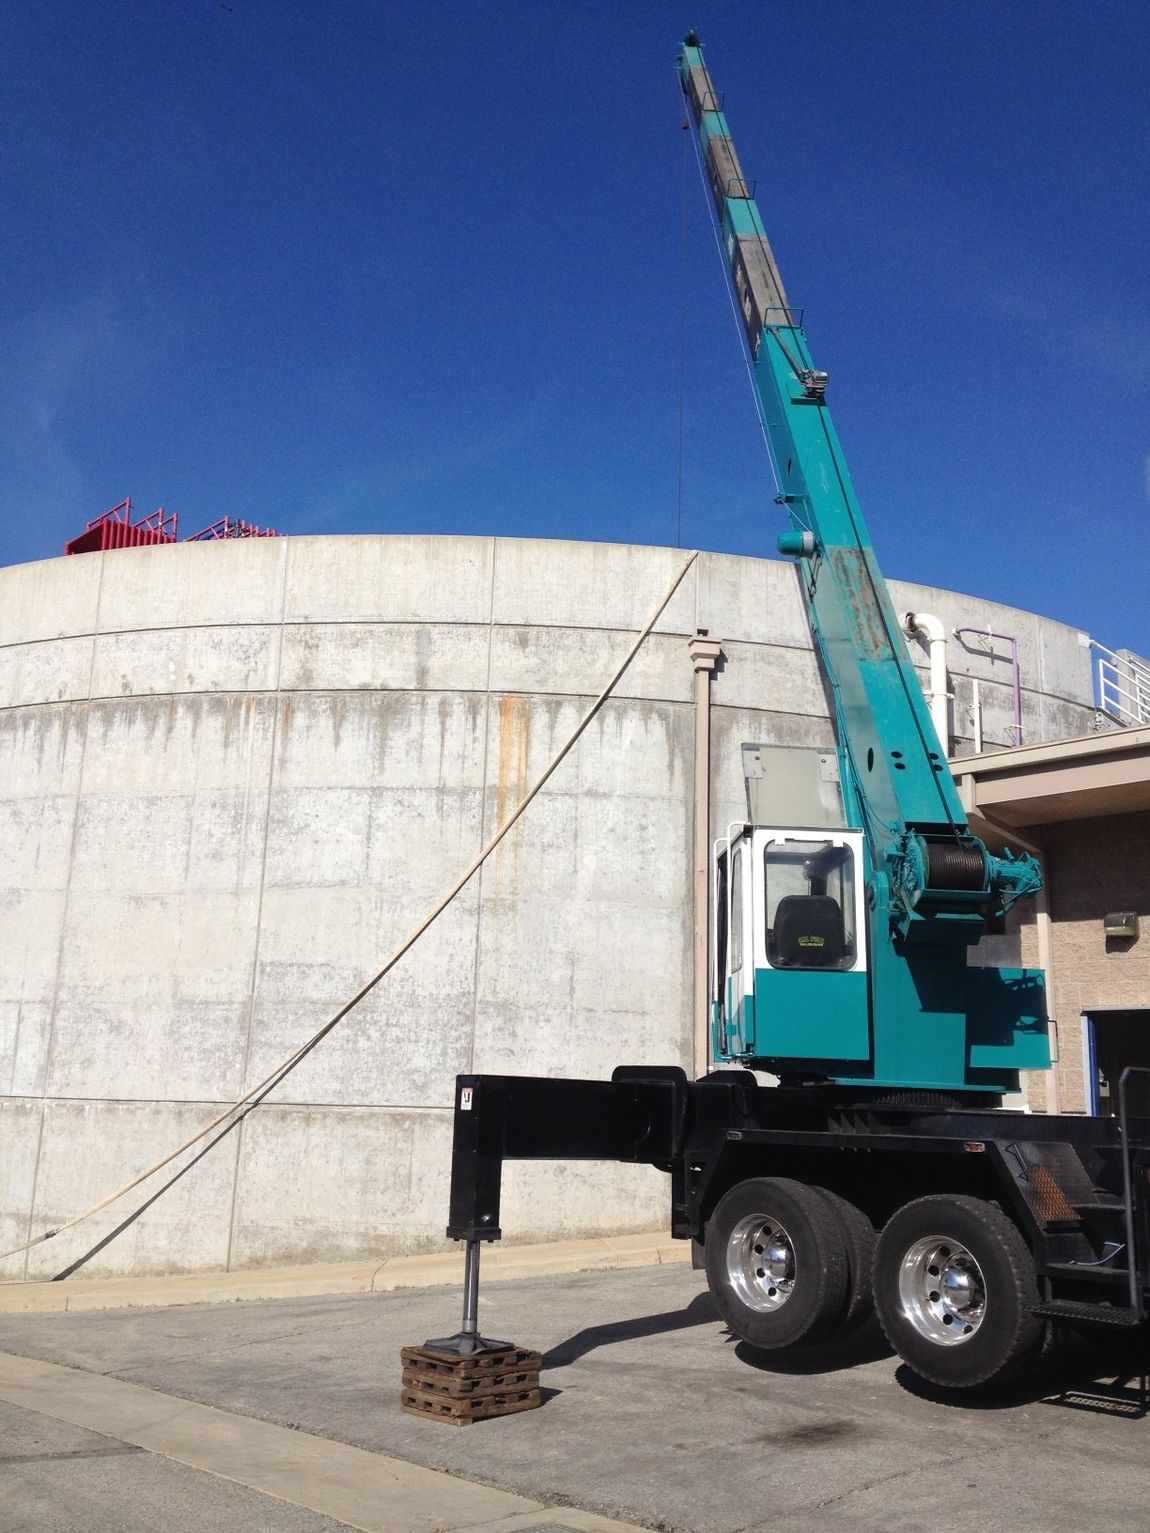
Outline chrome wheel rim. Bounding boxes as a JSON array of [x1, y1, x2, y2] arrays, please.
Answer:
[[898, 1235, 986, 1345], [726, 1213, 796, 1311]]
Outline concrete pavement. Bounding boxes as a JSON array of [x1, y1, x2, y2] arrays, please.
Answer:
[[1, 1263, 1147, 1533], [0, 1351, 638, 1533]]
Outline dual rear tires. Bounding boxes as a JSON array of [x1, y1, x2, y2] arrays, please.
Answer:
[[873, 1194, 1045, 1388], [705, 1180, 1044, 1389], [704, 1177, 874, 1350]]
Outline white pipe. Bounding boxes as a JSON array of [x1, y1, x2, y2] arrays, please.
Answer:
[[971, 678, 983, 754], [689, 629, 723, 1078], [900, 610, 950, 755]]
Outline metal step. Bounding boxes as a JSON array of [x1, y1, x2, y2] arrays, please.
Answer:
[[1044, 1261, 1129, 1284], [1032, 1299, 1143, 1328]]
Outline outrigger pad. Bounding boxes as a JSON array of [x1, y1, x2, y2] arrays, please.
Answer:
[[401, 1344, 543, 1426], [420, 1330, 514, 1357]]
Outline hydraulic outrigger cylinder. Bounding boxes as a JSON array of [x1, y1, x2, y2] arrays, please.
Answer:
[[422, 1237, 511, 1358]]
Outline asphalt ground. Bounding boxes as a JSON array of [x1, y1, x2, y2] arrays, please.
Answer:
[[1, 1264, 1147, 1533]]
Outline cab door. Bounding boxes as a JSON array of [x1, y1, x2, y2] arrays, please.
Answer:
[[719, 828, 754, 1059], [710, 838, 729, 1060], [750, 827, 870, 1065]]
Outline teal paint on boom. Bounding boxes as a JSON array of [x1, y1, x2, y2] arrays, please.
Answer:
[[682, 34, 1048, 1092]]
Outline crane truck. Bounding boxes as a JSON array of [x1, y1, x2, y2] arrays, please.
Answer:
[[430, 34, 1150, 1393]]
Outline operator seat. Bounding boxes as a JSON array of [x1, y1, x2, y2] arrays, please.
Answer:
[[770, 894, 846, 969]]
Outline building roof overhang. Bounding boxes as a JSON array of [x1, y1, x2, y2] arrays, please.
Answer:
[[952, 724, 1150, 829]]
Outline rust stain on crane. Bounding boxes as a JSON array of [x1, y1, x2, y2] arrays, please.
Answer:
[[830, 547, 891, 661]]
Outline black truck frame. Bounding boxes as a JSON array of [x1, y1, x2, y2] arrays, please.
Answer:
[[438, 1067, 1150, 1392]]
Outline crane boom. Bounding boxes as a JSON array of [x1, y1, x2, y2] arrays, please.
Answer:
[[680, 34, 1047, 1091]]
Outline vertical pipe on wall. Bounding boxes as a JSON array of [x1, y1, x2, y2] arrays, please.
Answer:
[[689, 630, 723, 1078], [899, 611, 951, 754], [955, 626, 1023, 746]]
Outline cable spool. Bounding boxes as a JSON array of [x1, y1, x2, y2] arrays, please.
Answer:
[[923, 842, 986, 891]]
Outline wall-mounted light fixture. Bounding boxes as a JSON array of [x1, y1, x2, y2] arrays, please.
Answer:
[[1102, 911, 1139, 940]]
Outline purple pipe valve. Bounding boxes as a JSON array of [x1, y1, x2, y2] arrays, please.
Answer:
[[955, 626, 1022, 747]]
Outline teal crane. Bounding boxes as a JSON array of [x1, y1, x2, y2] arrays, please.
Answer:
[[680, 33, 1049, 1094]]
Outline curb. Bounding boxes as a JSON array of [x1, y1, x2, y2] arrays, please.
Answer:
[[0, 1350, 656, 1533], [0, 1231, 691, 1315]]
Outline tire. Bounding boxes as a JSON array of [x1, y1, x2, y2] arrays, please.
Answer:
[[873, 1194, 1045, 1389], [815, 1187, 876, 1332], [704, 1177, 850, 1349]]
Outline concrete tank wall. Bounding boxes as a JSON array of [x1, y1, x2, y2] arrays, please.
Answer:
[[0, 536, 1096, 1279]]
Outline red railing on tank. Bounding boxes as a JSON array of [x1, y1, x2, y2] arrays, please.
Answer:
[[185, 516, 280, 541], [63, 499, 179, 556], [63, 501, 280, 555]]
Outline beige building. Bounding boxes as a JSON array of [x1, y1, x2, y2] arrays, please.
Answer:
[[955, 726, 1150, 1115]]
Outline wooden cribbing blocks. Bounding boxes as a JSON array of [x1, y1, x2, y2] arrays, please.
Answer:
[[400, 1344, 543, 1426]]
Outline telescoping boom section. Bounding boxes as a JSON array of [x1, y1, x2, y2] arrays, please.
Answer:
[[679, 33, 1046, 1093]]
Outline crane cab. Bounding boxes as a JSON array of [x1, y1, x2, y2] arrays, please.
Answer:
[[712, 825, 870, 1074]]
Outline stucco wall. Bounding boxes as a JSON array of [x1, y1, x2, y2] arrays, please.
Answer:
[[0, 536, 1097, 1278]]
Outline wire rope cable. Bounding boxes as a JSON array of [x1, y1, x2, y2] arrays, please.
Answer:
[[0, 549, 700, 1272]]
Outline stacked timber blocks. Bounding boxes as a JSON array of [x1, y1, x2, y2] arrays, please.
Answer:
[[400, 1345, 543, 1426]]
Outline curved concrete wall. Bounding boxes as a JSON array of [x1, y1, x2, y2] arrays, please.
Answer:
[[0, 537, 1095, 1278]]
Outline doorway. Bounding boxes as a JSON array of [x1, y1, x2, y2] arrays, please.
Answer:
[[1082, 1008, 1150, 1115]]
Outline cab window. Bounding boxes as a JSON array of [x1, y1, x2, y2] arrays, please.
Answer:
[[764, 839, 855, 971], [730, 845, 743, 971], [713, 850, 728, 1002]]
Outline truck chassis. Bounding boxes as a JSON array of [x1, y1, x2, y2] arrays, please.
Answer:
[[443, 1068, 1150, 1392]]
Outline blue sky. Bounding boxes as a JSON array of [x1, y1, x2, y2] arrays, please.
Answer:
[[3, 1, 1148, 656]]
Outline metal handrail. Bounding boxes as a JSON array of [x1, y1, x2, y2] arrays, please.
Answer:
[[1117, 1065, 1149, 1319], [1091, 640, 1150, 726]]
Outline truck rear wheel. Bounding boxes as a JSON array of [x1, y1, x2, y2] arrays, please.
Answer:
[[816, 1187, 876, 1331], [873, 1194, 1045, 1389], [705, 1177, 849, 1349]]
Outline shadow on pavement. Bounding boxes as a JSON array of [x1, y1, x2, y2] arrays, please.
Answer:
[[894, 1328, 1150, 1417], [542, 1290, 719, 1370], [733, 1317, 893, 1375], [542, 1291, 1150, 1426]]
